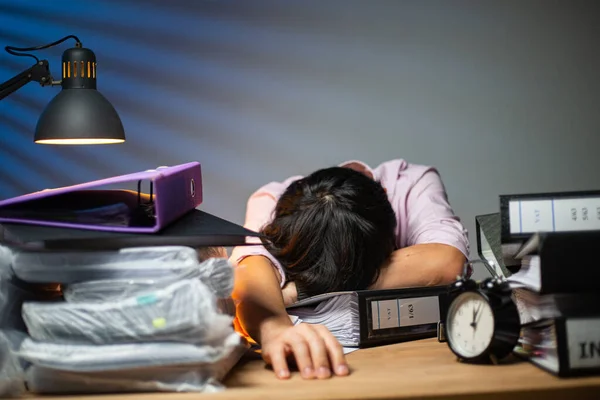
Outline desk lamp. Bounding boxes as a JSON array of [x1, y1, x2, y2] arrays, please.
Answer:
[[0, 35, 125, 145]]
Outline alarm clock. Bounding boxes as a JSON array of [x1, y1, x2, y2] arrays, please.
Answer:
[[445, 276, 521, 364]]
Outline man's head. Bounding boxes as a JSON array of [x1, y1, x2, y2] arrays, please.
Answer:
[[261, 166, 397, 299]]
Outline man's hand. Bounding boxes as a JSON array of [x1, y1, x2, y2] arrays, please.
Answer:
[[261, 322, 349, 380], [281, 281, 298, 306], [233, 256, 348, 380]]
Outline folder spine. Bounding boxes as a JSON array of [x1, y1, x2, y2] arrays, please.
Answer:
[[153, 163, 203, 231], [530, 316, 600, 377], [0, 162, 203, 234], [356, 286, 449, 348], [526, 231, 600, 294], [499, 190, 600, 243]]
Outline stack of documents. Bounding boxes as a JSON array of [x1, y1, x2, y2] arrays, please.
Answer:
[[506, 231, 600, 377], [287, 286, 445, 351], [0, 249, 59, 398], [0, 245, 245, 396], [0, 330, 27, 397], [0, 163, 261, 396], [288, 295, 361, 347], [287, 286, 449, 353]]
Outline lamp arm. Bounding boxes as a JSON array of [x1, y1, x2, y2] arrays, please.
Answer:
[[0, 60, 54, 101]]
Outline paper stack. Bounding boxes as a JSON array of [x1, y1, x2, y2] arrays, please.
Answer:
[[288, 295, 361, 347], [505, 232, 600, 377], [0, 245, 246, 396], [0, 246, 59, 398], [286, 286, 446, 351], [0, 163, 261, 396]]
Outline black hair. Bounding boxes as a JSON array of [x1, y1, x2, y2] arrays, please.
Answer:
[[261, 167, 397, 299]]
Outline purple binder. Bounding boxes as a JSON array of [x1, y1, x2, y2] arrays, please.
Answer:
[[0, 162, 202, 233]]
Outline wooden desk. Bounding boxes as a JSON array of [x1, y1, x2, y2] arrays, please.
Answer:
[[29, 338, 600, 400]]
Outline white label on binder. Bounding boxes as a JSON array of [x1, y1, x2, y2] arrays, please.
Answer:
[[509, 197, 600, 234], [372, 296, 440, 330], [566, 318, 600, 370], [371, 300, 380, 330], [398, 296, 440, 327], [375, 300, 399, 330]]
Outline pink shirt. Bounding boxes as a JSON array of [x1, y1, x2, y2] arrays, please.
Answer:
[[230, 159, 470, 287]]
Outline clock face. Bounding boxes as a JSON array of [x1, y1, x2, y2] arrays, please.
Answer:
[[447, 291, 495, 359]]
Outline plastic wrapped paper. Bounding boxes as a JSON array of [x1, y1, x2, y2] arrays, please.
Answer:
[[64, 257, 234, 301], [1, 278, 62, 332], [0, 275, 32, 332], [12, 246, 201, 283], [17, 332, 241, 371], [19, 333, 243, 394], [0, 245, 12, 275], [25, 365, 225, 394], [0, 263, 25, 332], [1, 245, 61, 332], [23, 279, 233, 345], [0, 330, 27, 398]]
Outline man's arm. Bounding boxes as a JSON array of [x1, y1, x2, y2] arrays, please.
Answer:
[[230, 182, 348, 380], [233, 255, 348, 380], [233, 255, 291, 344], [371, 170, 469, 289], [370, 243, 465, 289]]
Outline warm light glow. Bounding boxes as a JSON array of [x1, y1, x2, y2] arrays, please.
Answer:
[[35, 138, 125, 145]]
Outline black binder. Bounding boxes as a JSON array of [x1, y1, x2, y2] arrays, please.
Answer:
[[356, 286, 450, 347], [475, 213, 515, 277], [499, 190, 600, 243], [514, 231, 600, 294], [287, 286, 450, 348], [521, 316, 600, 378], [0, 209, 262, 250]]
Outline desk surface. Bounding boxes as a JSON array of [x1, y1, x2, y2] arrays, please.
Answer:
[[30, 338, 600, 400]]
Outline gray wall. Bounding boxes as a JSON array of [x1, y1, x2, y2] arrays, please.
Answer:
[[1, 0, 599, 280]]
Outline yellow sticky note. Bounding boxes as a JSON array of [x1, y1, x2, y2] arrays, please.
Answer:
[[153, 317, 166, 328]]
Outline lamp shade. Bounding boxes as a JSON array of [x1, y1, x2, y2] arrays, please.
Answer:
[[34, 89, 125, 144], [34, 45, 125, 145]]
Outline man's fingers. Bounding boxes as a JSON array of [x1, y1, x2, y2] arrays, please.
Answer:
[[262, 323, 348, 380], [263, 343, 290, 380], [314, 325, 349, 376], [299, 325, 331, 379], [287, 334, 315, 379]]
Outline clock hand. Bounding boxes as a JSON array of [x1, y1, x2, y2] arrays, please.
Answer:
[[475, 304, 484, 325], [471, 304, 481, 329]]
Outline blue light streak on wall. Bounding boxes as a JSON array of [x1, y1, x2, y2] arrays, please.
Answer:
[[0, 0, 316, 219], [0, 0, 381, 221], [0, 0, 599, 235]]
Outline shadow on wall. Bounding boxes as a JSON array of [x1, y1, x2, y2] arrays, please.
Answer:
[[0, 0, 599, 251]]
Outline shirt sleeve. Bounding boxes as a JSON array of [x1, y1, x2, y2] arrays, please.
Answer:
[[229, 177, 302, 287], [403, 169, 470, 259]]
